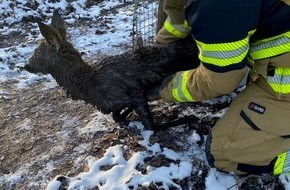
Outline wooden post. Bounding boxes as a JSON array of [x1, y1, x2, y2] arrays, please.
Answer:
[[156, 0, 167, 34]]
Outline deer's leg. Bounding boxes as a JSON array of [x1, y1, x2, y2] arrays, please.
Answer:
[[134, 101, 153, 130], [154, 115, 199, 131], [112, 110, 129, 127]]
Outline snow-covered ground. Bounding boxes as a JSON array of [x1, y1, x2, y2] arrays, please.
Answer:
[[1, 0, 290, 190]]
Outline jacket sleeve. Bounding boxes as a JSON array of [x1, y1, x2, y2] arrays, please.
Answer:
[[159, 64, 248, 102], [155, 0, 190, 43]]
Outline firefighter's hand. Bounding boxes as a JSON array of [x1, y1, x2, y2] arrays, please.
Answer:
[[145, 74, 174, 101], [146, 86, 161, 101]]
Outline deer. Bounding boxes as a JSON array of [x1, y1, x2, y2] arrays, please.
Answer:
[[24, 10, 200, 130]]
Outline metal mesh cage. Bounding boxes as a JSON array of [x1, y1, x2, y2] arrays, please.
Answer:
[[132, 0, 159, 50]]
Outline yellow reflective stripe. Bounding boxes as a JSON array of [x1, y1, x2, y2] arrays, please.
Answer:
[[267, 67, 290, 94], [172, 71, 194, 102], [195, 30, 255, 66], [274, 150, 290, 175], [184, 20, 190, 30], [195, 39, 249, 66], [164, 19, 190, 39], [274, 67, 290, 75], [274, 152, 286, 175], [268, 83, 290, 94], [250, 30, 290, 60]]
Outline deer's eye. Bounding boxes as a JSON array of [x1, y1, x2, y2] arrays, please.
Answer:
[[36, 51, 41, 57], [33, 51, 40, 59]]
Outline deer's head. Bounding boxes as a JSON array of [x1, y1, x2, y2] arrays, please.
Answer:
[[25, 10, 67, 74]]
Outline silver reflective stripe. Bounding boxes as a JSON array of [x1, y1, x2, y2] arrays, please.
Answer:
[[202, 44, 249, 59], [175, 72, 188, 102], [267, 75, 290, 85], [250, 36, 290, 53], [167, 18, 190, 33], [283, 151, 290, 173]]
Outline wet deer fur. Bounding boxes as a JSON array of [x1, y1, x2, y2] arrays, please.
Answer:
[[25, 10, 199, 130]]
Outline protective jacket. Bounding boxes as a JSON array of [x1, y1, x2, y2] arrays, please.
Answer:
[[159, 0, 290, 102]]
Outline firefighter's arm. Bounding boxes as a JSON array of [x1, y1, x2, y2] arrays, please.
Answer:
[[158, 64, 248, 102], [155, 0, 190, 43], [150, 0, 256, 102]]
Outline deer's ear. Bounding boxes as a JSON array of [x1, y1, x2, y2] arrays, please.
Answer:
[[51, 10, 67, 40], [38, 21, 62, 51]]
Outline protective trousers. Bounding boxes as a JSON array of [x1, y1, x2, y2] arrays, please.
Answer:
[[155, 0, 190, 43], [207, 52, 290, 175]]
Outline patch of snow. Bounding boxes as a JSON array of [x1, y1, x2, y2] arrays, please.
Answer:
[[205, 168, 237, 190], [16, 118, 33, 131], [77, 112, 116, 135]]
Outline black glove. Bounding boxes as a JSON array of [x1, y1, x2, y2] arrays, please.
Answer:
[[146, 85, 161, 101], [145, 74, 174, 101]]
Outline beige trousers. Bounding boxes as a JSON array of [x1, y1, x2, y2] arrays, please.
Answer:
[[209, 53, 290, 174]]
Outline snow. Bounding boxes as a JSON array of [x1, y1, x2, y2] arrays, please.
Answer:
[[46, 132, 195, 190], [205, 169, 237, 190], [77, 112, 117, 135], [1, 0, 289, 190]]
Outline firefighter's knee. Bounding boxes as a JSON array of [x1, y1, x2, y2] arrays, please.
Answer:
[[205, 130, 247, 175]]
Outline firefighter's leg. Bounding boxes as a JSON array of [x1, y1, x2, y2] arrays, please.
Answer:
[[155, 0, 190, 43], [206, 77, 290, 175]]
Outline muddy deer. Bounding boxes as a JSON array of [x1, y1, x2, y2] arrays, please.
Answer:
[[24, 10, 199, 130]]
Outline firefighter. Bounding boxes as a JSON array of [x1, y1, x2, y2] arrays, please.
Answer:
[[148, 0, 290, 175]]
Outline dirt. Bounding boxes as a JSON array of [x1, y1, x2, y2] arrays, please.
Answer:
[[0, 79, 96, 187]]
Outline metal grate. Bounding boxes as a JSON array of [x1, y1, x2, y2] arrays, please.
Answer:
[[132, 0, 159, 50]]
